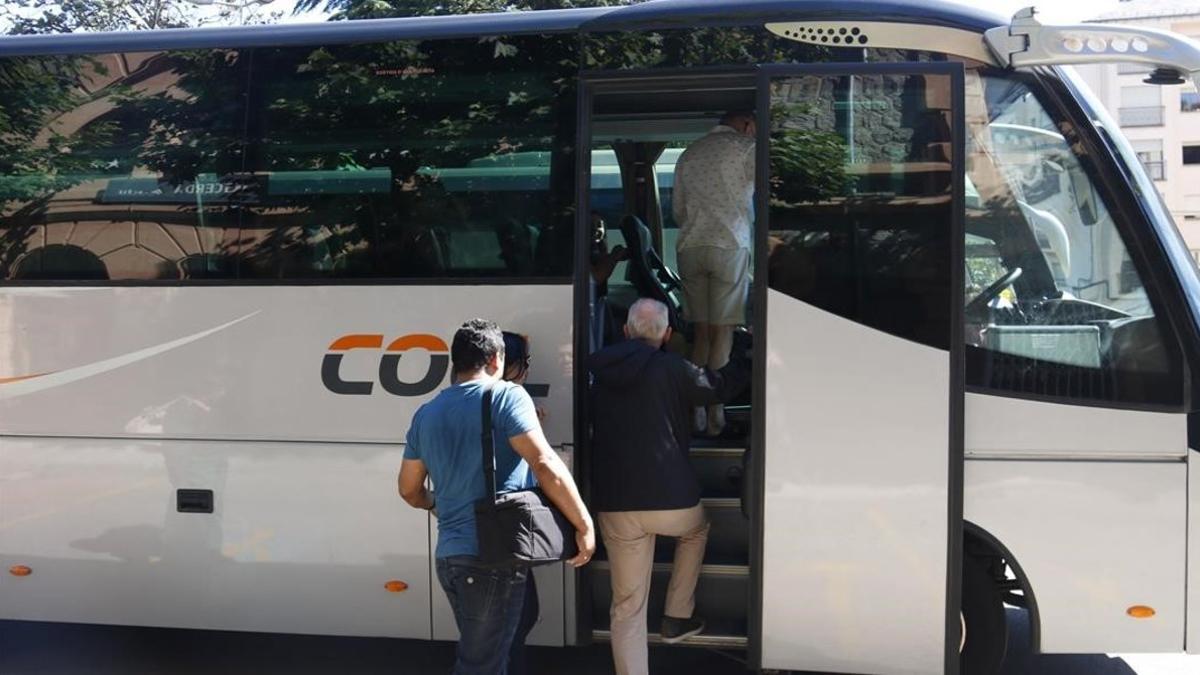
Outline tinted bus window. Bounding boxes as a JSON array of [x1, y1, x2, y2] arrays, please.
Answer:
[[243, 35, 577, 280], [0, 51, 248, 281], [0, 35, 576, 283], [767, 72, 955, 350]]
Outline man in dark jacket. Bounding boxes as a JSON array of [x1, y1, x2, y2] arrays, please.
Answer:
[[587, 298, 749, 675]]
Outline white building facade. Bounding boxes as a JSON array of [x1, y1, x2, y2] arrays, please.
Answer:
[[1075, 1, 1200, 255]]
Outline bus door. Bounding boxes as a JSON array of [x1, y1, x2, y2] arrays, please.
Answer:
[[754, 62, 965, 675]]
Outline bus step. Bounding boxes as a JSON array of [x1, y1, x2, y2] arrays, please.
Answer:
[[591, 628, 748, 649], [690, 447, 745, 499], [591, 561, 748, 576], [589, 563, 749, 639]]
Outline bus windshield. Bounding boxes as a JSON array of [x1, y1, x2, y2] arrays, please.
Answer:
[[963, 71, 1178, 403]]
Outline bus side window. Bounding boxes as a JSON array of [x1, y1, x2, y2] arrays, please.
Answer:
[[0, 51, 248, 282], [0, 36, 579, 284], [767, 72, 955, 351], [245, 36, 577, 282], [963, 73, 1184, 408]]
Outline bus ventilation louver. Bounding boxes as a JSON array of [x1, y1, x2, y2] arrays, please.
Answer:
[[775, 25, 870, 47], [765, 21, 997, 64]]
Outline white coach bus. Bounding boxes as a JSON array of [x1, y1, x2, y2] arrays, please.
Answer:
[[3, 2, 1200, 673]]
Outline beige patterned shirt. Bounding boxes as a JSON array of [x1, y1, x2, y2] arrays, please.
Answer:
[[672, 125, 756, 252]]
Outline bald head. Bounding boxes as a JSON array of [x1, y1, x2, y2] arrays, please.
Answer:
[[625, 298, 670, 344]]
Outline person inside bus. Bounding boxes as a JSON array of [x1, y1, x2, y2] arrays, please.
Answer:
[[398, 319, 595, 675], [672, 110, 756, 436], [590, 211, 628, 349], [587, 298, 749, 675]]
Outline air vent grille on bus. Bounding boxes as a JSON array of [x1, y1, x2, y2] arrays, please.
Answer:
[[765, 21, 997, 64], [777, 26, 870, 46]]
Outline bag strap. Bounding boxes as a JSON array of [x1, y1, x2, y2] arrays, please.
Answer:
[[480, 384, 498, 509]]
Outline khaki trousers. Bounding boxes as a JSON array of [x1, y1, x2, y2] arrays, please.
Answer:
[[598, 504, 710, 675]]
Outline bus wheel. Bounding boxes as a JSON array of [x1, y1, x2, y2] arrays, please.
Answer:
[[960, 555, 1007, 674]]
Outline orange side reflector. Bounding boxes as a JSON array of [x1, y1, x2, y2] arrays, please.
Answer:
[[384, 580, 408, 593], [9, 565, 32, 577], [1127, 605, 1156, 619]]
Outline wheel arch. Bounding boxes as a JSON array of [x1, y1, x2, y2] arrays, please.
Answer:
[[963, 520, 1042, 653]]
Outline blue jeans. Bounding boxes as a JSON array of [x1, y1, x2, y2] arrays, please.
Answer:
[[436, 556, 538, 675]]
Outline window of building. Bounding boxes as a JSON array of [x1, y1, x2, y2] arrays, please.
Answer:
[[1184, 145, 1200, 165], [963, 73, 1182, 407], [0, 37, 578, 282], [1130, 138, 1166, 181], [1119, 85, 1164, 126], [1182, 91, 1200, 113], [1118, 62, 1153, 75]]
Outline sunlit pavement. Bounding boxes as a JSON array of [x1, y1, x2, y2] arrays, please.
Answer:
[[1117, 655, 1200, 675], [2, 610, 1199, 674]]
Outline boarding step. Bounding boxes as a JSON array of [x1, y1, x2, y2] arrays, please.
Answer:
[[593, 498, 750, 567], [589, 561, 749, 644], [591, 628, 748, 649], [689, 446, 745, 499]]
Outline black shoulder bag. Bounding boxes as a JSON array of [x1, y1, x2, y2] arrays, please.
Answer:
[[473, 385, 579, 567]]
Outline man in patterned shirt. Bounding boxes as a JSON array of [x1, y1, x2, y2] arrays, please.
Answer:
[[672, 110, 756, 435]]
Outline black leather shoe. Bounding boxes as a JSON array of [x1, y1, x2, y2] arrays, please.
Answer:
[[660, 615, 705, 644]]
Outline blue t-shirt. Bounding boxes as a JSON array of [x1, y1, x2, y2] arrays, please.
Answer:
[[404, 379, 541, 559]]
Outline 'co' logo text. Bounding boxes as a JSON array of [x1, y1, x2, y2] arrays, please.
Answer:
[[321, 333, 449, 396]]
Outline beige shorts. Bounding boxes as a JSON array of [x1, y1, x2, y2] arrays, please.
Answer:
[[677, 246, 751, 325]]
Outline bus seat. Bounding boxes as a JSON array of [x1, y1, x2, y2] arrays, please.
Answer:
[[617, 214, 684, 330]]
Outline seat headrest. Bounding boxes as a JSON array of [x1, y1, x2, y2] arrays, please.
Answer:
[[618, 215, 653, 252]]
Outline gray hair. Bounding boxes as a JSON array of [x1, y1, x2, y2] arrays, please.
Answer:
[[720, 110, 754, 126], [626, 298, 669, 341]]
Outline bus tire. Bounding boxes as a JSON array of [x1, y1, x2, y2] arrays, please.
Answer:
[[961, 555, 1007, 675]]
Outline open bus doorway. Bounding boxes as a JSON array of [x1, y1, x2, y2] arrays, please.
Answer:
[[578, 73, 760, 652], [577, 62, 968, 673]]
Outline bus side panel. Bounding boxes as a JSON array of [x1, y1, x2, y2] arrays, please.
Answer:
[[965, 460, 1185, 653], [0, 436, 431, 637], [0, 285, 572, 636], [0, 286, 574, 445], [965, 394, 1185, 460]]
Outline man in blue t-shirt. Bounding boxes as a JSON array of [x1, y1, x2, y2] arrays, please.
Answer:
[[398, 318, 594, 675]]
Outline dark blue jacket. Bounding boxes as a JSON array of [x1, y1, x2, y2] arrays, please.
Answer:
[[587, 340, 749, 512]]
